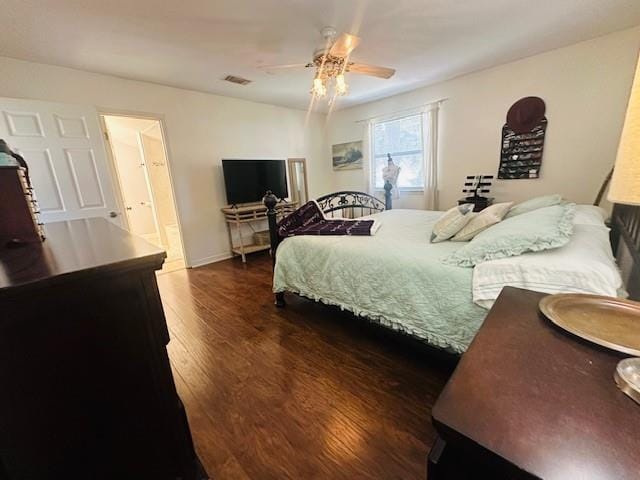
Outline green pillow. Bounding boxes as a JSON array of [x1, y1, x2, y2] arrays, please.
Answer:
[[505, 194, 563, 218], [443, 203, 575, 267]]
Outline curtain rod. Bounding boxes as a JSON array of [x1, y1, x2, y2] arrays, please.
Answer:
[[354, 97, 448, 124]]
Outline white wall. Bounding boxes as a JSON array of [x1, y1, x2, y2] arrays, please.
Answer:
[[1, 26, 637, 267], [325, 27, 640, 211], [0, 56, 328, 266]]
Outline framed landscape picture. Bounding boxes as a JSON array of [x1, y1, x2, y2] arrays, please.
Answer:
[[332, 141, 363, 170]]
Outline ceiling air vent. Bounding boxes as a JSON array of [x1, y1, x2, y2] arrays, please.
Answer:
[[223, 75, 252, 86]]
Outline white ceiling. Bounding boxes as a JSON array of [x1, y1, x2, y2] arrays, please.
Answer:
[[2, 0, 640, 112]]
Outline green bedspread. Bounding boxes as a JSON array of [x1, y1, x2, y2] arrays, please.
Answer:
[[273, 209, 488, 353]]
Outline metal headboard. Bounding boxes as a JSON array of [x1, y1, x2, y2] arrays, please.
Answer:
[[263, 184, 392, 307], [611, 204, 640, 300], [316, 190, 387, 219], [264, 183, 392, 251]]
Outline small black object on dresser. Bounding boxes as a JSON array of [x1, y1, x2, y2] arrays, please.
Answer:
[[0, 218, 207, 480], [457, 196, 494, 212], [458, 174, 494, 212], [0, 164, 45, 246]]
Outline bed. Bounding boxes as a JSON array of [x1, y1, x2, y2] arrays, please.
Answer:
[[262, 190, 639, 354]]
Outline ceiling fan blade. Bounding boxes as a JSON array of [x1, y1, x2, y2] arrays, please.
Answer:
[[258, 63, 312, 74], [347, 63, 396, 79], [329, 33, 361, 57]]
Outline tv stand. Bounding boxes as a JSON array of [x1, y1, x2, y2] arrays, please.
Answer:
[[221, 201, 298, 263]]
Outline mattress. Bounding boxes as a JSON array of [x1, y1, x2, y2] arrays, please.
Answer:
[[273, 209, 487, 354]]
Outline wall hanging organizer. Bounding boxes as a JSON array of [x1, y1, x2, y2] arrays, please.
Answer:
[[498, 96, 547, 179]]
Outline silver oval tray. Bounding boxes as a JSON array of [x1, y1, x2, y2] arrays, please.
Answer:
[[539, 293, 640, 356]]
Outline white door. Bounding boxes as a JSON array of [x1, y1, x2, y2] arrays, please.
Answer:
[[0, 97, 121, 224], [103, 124, 158, 236]]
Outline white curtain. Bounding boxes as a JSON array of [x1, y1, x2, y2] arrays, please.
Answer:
[[362, 119, 375, 195], [359, 100, 441, 209], [422, 104, 440, 210]]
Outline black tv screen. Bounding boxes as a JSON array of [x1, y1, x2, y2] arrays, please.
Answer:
[[222, 159, 288, 205]]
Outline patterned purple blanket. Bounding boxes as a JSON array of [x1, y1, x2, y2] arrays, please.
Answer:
[[277, 201, 379, 237]]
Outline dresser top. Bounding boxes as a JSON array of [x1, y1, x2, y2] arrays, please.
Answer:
[[0, 218, 165, 296], [432, 287, 640, 480]]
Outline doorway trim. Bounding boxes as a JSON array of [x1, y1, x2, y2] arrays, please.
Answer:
[[98, 110, 189, 267]]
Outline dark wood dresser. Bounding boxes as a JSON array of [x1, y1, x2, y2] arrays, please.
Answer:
[[0, 218, 207, 479], [429, 287, 640, 479]]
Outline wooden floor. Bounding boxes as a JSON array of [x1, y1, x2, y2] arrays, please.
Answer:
[[157, 252, 454, 480]]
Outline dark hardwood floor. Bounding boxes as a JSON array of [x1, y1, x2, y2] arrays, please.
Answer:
[[157, 252, 454, 479]]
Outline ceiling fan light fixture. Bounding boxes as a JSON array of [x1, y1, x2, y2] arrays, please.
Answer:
[[335, 74, 348, 96], [311, 77, 327, 98], [260, 27, 392, 103]]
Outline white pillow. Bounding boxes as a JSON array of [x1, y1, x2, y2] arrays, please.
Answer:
[[472, 224, 623, 309], [452, 202, 514, 241], [430, 204, 475, 243], [573, 204, 608, 227]]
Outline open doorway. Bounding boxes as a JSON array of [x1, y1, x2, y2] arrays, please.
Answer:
[[102, 114, 185, 273]]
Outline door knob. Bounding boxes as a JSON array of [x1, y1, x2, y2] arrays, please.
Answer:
[[109, 211, 119, 218]]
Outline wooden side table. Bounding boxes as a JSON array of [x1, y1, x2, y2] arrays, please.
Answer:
[[429, 287, 640, 479], [221, 201, 297, 262]]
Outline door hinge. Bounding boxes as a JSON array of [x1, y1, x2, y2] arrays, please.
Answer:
[[103, 131, 109, 141]]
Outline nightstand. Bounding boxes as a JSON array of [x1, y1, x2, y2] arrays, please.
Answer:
[[428, 287, 639, 479], [458, 196, 493, 212]]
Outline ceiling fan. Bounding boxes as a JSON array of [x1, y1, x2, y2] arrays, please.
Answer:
[[259, 26, 395, 100]]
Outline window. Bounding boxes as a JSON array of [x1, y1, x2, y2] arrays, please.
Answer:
[[372, 113, 424, 190]]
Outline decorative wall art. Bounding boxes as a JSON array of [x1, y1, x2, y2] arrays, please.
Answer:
[[332, 141, 363, 170], [498, 96, 547, 179]]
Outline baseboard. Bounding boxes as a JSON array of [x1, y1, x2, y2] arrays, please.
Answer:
[[188, 252, 233, 268]]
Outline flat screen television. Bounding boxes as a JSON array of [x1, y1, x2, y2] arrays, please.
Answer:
[[222, 159, 288, 205]]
